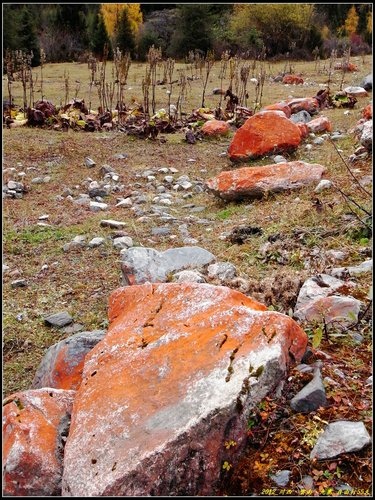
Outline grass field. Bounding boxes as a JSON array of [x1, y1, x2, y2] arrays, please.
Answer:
[[2, 54, 372, 495], [3, 54, 372, 113]]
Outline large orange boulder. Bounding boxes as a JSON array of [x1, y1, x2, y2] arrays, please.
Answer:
[[62, 283, 307, 496], [228, 110, 302, 162], [201, 119, 230, 136], [205, 161, 326, 201], [3, 388, 75, 496]]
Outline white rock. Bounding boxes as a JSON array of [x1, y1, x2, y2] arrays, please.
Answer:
[[314, 179, 332, 192]]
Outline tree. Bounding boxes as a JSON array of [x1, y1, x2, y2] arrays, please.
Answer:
[[114, 8, 135, 56], [18, 6, 40, 66], [90, 12, 112, 60], [169, 4, 213, 57], [229, 4, 316, 57], [344, 5, 359, 36], [136, 8, 179, 60], [101, 4, 142, 41]]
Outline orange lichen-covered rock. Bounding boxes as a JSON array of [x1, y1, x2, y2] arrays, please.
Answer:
[[263, 101, 291, 118], [287, 97, 320, 115], [62, 283, 307, 496], [228, 110, 302, 161], [3, 388, 75, 496], [201, 119, 230, 136], [282, 74, 304, 85], [205, 161, 326, 201], [306, 116, 333, 133], [362, 104, 372, 120], [31, 330, 106, 390], [296, 122, 309, 138]]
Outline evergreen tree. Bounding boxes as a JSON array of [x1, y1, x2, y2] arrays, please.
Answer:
[[113, 8, 135, 56], [18, 6, 40, 66], [91, 12, 112, 60], [169, 4, 213, 57], [2, 5, 21, 52]]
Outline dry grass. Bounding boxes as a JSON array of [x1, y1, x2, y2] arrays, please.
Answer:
[[2, 55, 372, 494]]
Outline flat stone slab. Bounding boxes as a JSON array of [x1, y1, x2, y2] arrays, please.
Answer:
[[121, 246, 216, 285], [205, 161, 326, 201]]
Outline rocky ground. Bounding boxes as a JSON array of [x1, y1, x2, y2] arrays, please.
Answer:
[[3, 69, 372, 495]]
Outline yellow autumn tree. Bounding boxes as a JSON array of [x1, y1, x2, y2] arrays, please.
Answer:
[[230, 4, 315, 55], [344, 5, 359, 35], [100, 4, 143, 39], [366, 11, 372, 34]]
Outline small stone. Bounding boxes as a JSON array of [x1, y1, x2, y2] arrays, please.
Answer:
[[44, 311, 73, 328], [85, 157, 96, 168], [273, 155, 287, 163], [88, 237, 106, 248], [11, 279, 27, 288], [90, 201, 108, 212], [113, 236, 133, 249], [314, 179, 332, 193], [270, 470, 291, 487], [38, 214, 49, 220], [100, 220, 127, 229], [116, 198, 133, 207]]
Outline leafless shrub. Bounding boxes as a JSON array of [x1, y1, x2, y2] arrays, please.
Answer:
[[201, 51, 215, 108]]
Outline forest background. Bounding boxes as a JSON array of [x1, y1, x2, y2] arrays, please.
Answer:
[[2, 3, 373, 66]]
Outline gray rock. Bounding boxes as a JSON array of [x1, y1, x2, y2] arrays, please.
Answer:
[[290, 110, 312, 123], [310, 421, 371, 459], [85, 157, 96, 168], [100, 220, 127, 229], [113, 236, 133, 249], [90, 201, 108, 212], [273, 155, 287, 163], [7, 180, 24, 191], [44, 311, 73, 328], [172, 270, 206, 283], [361, 74, 372, 91], [360, 120, 372, 151], [294, 274, 350, 311], [207, 262, 237, 281], [116, 198, 133, 208], [89, 187, 109, 198], [61, 323, 85, 335], [290, 368, 327, 413], [313, 137, 325, 145], [32, 330, 106, 389], [88, 237, 106, 248], [314, 179, 332, 192], [331, 259, 372, 278], [298, 475, 314, 491], [344, 86, 368, 97], [270, 470, 291, 487], [63, 235, 86, 252], [325, 250, 346, 262], [113, 153, 128, 160], [11, 279, 28, 288], [151, 227, 171, 237], [121, 246, 216, 285]]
